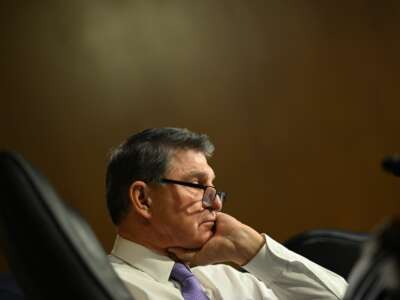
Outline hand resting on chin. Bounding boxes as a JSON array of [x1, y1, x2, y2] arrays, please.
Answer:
[[168, 212, 265, 267]]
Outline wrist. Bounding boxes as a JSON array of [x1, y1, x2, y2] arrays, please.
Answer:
[[235, 226, 265, 266]]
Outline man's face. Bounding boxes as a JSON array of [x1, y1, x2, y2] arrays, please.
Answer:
[[148, 149, 220, 249]]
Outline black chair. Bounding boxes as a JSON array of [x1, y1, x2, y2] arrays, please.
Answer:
[[0, 151, 134, 300], [284, 229, 370, 279]]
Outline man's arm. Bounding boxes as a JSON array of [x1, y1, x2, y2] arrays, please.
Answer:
[[243, 234, 347, 299], [168, 213, 347, 299]]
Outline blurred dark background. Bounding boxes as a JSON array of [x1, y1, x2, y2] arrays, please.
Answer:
[[1, 1, 400, 271]]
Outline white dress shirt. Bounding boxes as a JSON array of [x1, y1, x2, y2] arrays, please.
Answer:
[[109, 234, 348, 300]]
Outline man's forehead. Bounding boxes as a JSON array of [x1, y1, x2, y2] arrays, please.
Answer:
[[166, 149, 215, 179]]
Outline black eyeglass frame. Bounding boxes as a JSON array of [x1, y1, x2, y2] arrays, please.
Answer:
[[159, 178, 227, 209]]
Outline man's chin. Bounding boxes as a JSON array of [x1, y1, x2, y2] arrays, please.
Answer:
[[189, 230, 214, 248]]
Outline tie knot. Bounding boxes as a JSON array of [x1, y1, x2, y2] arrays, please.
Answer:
[[170, 262, 193, 283]]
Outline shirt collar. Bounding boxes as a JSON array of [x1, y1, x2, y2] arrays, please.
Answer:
[[110, 235, 175, 283]]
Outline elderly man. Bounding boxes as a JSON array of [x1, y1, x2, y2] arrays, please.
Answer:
[[106, 127, 347, 299]]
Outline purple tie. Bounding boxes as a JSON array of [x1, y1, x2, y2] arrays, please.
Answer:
[[170, 262, 209, 300]]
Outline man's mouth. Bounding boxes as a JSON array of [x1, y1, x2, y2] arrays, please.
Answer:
[[200, 212, 217, 230], [201, 219, 216, 233], [201, 220, 215, 224], [201, 217, 216, 224], [201, 212, 216, 224]]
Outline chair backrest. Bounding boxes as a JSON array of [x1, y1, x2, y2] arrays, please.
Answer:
[[0, 151, 134, 300], [284, 229, 370, 279]]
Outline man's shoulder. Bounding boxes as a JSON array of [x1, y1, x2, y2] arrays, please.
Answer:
[[108, 254, 155, 282]]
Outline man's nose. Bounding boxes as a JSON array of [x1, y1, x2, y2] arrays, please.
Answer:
[[211, 195, 223, 211]]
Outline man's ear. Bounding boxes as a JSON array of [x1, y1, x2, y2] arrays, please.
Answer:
[[129, 181, 152, 219]]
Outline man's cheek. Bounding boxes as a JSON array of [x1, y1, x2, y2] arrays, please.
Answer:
[[185, 202, 203, 214]]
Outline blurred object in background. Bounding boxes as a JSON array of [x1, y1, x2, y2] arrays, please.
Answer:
[[344, 217, 400, 300], [0, 273, 24, 300], [382, 155, 400, 177]]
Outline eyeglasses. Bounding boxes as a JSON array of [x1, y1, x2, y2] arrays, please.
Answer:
[[160, 178, 227, 210]]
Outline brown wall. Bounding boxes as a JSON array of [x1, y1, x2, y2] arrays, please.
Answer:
[[1, 1, 400, 272]]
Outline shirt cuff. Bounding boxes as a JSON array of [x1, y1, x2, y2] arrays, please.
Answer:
[[242, 233, 293, 282]]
